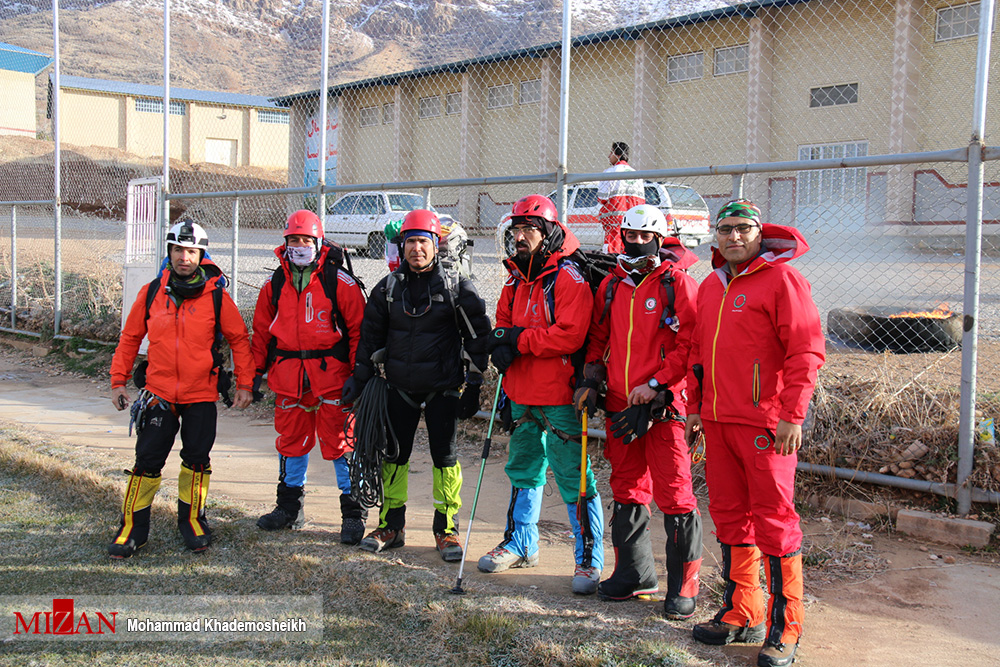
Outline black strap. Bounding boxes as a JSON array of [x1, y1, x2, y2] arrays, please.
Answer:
[[274, 348, 340, 360]]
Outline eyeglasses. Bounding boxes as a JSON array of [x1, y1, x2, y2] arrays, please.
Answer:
[[511, 225, 541, 237], [716, 223, 759, 236]]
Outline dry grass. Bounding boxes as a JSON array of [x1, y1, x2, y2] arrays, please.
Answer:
[[805, 346, 1000, 497], [0, 419, 727, 667]]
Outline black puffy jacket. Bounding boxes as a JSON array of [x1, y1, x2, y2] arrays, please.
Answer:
[[354, 260, 491, 393]]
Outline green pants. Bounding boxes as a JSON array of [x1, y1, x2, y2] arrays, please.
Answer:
[[379, 461, 463, 534], [506, 402, 597, 503]]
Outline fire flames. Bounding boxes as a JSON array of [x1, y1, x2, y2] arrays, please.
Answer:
[[888, 303, 955, 320]]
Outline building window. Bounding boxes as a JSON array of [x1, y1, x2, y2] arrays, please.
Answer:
[[136, 98, 186, 115], [418, 96, 442, 119], [359, 106, 380, 127], [258, 109, 289, 125], [797, 141, 868, 208], [667, 52, 704, 83], [810, 83, 859, 108], [714, 44, 748, 76], [487, 84, 515, 109], [445, 92, 462, 116], [383, 103, 395, 124], [936, 2, 979, 41], [519, 79, 541, 104]]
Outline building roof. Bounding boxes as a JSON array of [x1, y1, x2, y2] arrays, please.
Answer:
[[0, 42, 53, 75], [272, 0, 813, 106], [56, 74, 283, 109]]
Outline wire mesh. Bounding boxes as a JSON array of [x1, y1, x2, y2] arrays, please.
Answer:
[[1, 0, 1000, 497]]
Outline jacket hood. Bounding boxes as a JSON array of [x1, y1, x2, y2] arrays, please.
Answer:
[[710, 222, 810, 272], [660, 237, 699, 271]]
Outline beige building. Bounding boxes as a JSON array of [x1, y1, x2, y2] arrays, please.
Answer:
[[276, 0, 999, 228], [53, 75, 290, 170], [0, 42, 52, 137]]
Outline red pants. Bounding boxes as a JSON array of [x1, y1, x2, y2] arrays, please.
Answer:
[[274, 389, 351, 460], [702, 419, 801, 557], [603, 418, 697, 514]]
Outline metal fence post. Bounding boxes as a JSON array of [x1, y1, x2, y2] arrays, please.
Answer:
[[957, 0, 995, 515], [9, 206, 16, 330], [423, 186, 431, 210], [231, 198, 240, 306], [555, 0, 571, 224], [732, 174, 745, 200], [52, 0, 62, 337]]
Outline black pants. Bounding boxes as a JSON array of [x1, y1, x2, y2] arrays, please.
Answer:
[[134, 401, 217, 474], [386, 388, 459, 468]]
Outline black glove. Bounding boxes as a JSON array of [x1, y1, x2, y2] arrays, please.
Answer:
[[573, 380, 599, 420], [491, 345, 518, 373], [649, 388, 676, 422], [609, 403, 652, 444], [573, 362, 607, 419], [457, 380, 482, 420], [341, 376, 362, 405], [252, 373, 266, 403], [485, 326, 524, 353]]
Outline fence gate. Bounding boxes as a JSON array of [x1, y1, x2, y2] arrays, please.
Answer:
[[122, 178, 163, 348]]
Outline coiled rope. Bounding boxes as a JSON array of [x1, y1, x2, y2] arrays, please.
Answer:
[[346, 376, 398, 509]]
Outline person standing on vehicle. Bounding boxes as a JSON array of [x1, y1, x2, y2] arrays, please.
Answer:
[[685, 200, 825, 667], [597, 141, 645, 255], [109, 219, 254, 558], [250, 210, 368, 543], [478, 194, 605, 596], [575, 205, 703, 617], [343, 209, 491, 562]]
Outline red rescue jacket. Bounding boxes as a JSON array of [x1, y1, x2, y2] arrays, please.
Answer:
[[497, 224, 593, 406], [250, 245, 365, 398], [586, 238, 698, 414], [110, 259, 254, 404], [686, 224, 826, 428]]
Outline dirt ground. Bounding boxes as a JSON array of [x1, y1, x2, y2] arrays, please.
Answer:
[[0, 345, 998, 666]]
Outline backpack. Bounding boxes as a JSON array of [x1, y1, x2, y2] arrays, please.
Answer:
[[263, 240, 363, 373], [438, 215, 475, 279], [135, 272, 233, 407]]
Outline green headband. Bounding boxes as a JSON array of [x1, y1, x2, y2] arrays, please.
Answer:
[[716, 200, 761, 225]]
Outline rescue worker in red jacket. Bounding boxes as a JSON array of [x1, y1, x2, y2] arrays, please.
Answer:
[[250, 210, 367, 543], [109, 219, 254, 558], [478, 194, 604, 596], [575, 204, 703, 617], [597, 141, 645, 254], [685, 200, 825, 667]]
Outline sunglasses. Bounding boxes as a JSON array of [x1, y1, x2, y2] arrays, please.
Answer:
[[716, 223, 759, 235]]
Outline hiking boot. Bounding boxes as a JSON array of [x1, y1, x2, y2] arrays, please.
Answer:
[[257, 506, 304, 531], [477, 544, 539, 573], [692, 619, 767, 646], [663, 594, 696, 620], [359, 527, 405, 553], [571, 564, 601, 595], [340, 517, 366, 545], [757, 641, 798, 667], [257, 483, 305, 531], [434, 532, 464, 562]]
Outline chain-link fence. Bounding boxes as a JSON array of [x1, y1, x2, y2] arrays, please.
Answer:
[[1, 0, 999, 511]]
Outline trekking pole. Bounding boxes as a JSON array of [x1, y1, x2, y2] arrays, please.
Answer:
[[576, 408, 591, 538], [450, 375, 505, 595]]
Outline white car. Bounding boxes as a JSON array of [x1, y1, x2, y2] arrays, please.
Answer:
[[324, 191, 433, 258], [497, 182, 712, 254]]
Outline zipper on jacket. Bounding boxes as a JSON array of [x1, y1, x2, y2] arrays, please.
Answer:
[[624, 288, 637, 392], [708, 283, 730, 420], [752, 358, 761, 408]]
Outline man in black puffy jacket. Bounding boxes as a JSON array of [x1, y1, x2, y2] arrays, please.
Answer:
[[342, 209, 491, 562]]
